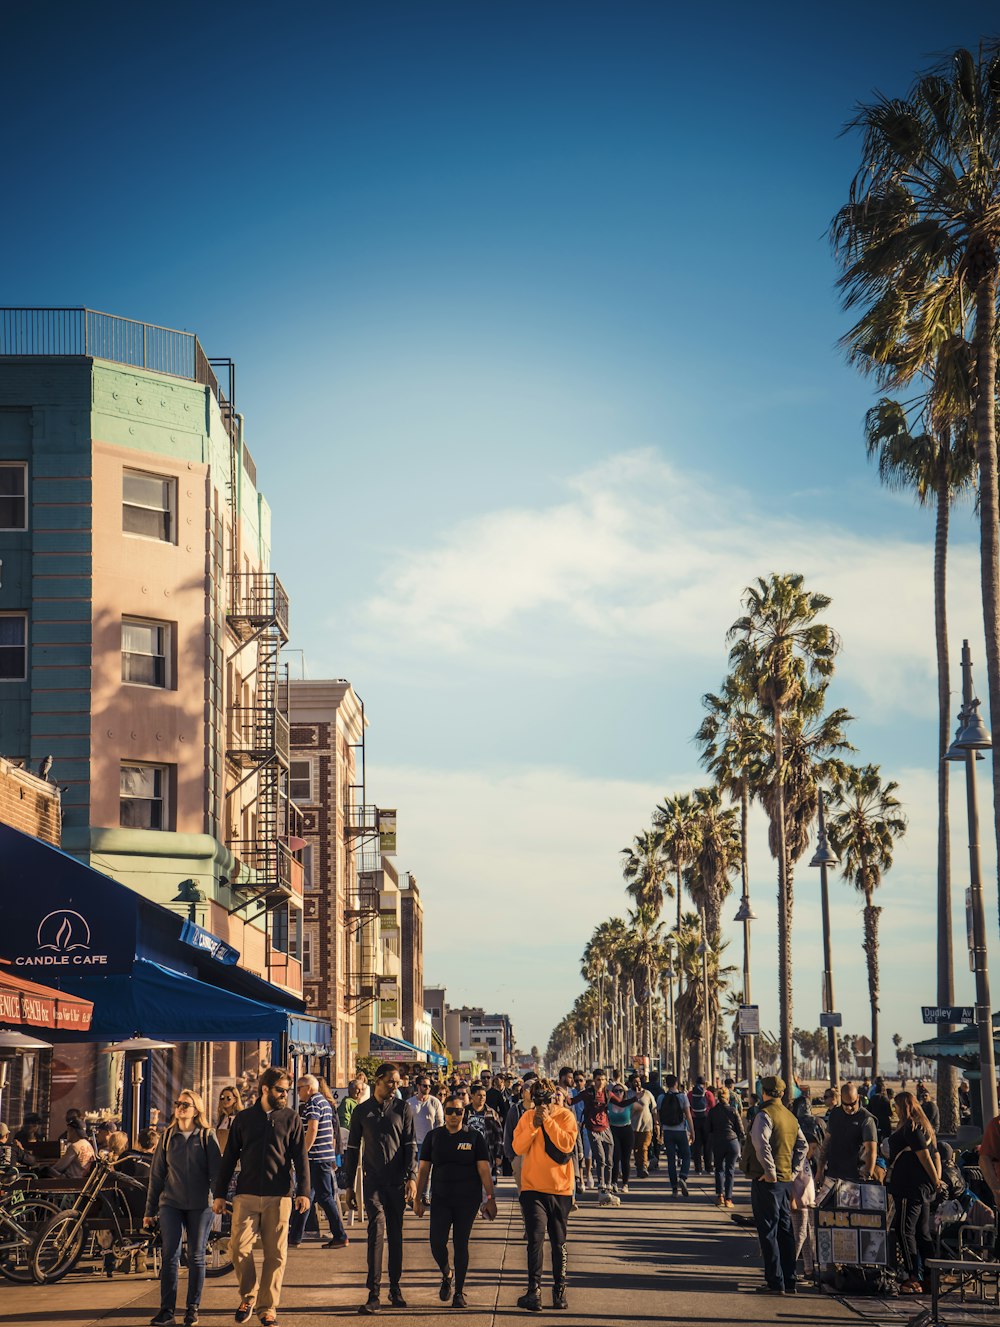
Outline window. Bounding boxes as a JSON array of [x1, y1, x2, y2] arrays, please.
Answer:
[[302, 926, 318, 977], [289, 759, 312, 803], [302, 843, 316, 891], [0, 464, 27, 531], [121, 618, 170, 688], [272, 905, 301, 959], [0, 614, 27, 680], [120, 763, 170, 829], [123, 469, 176, 542]]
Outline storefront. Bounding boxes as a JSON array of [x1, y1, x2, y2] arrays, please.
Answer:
[[0, 966, 94, 1127], [369, 1032, 448, 1070], [0, 824, 331, 1128]]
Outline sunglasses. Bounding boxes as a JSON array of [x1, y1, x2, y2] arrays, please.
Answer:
[[270, 1086, 289, 1096], [445, 1107, 464, 1116], [175, 1100, 194, 1108]]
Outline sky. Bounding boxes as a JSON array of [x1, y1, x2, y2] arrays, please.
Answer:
[[7, 1, 1000, 1067]]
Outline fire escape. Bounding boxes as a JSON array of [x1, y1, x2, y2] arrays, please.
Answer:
[[344, 707, 381, 1011]]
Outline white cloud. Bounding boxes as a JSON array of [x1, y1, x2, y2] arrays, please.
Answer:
[[361, 448, 985, 717]]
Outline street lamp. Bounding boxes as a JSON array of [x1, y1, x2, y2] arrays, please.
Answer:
[[103, 1034, 175, 1146], [662, 940, 677, 1076], [945, 640, 998, 1131], [809, 789, 841, 1094], [733, 893, 757, 1096]]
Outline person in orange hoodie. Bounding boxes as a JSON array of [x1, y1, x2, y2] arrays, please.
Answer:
[[512, 1078, 578, 1313]]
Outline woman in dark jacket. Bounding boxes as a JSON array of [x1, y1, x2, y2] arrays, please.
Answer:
[[884, 1090, 941, 1295], [143, 1088, 223, 1327], [707, 1086, 744, 1208]]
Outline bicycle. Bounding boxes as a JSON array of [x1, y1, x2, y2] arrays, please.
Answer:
[[0, 1167, 63, 1283]]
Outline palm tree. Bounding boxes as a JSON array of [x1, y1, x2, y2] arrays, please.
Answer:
[[655, 794, 701, 938], [864, 380, 975, 1133], [728, 573, 840, 1099], [621, 830, 671, 917], [685, 786, 742, 945], [585, 917, 629, 1068], [833, 46, 1000, 932], [624, 905, 665, 1062], [827, 764, 908, 1081]]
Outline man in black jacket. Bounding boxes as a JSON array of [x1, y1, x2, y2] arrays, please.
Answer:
[[214, 1067, 310, 1327], [343, 1062, 418, 1314]]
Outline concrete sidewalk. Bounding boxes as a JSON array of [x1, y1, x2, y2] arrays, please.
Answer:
[[0, 1166, 872, 1326]]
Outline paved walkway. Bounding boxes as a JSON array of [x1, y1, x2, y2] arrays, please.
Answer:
[[0, 1166, 901, 1326]]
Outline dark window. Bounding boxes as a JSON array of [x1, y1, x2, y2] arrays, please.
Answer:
[[289, 759, 312, 803], [0, 615, 27, 680], [121, 618, 169, 687], [123, 469, 175, 542], [0, 464, 27, 530]]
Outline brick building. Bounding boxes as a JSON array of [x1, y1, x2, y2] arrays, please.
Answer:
[[0, 756, 60, 845]]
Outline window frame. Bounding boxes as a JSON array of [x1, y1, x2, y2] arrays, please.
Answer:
[[121, 616, 172, 689], [119, 761, 171, 831], [289, 758, 313, 804], [122, 468, 177, 544], [0, 612, 28, 682], [0, 463, 27, 532]]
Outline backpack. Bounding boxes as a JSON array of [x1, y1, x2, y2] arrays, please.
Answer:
[[689, 1088, 708, 1116], [660, 1093, 684, 1128]]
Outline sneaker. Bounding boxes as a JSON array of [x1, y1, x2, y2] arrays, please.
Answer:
[[150, 1314, 176, 1327], [517, 1288, 542, 1313], [753, 1285, 784, 1296], [358, 1299, 380, 1315], [324, 1236, 350, 1247], [671, 1186, 678, 1196], [716, 1195, 725, 1207], [388, 1287, 406, 1308], [552, 1286, 568, 1310], [452, 1293, 468, 1309], [620, 1184, 629, 1193], [679, 1180, 690, 1198], [235, 1306, 255, 1326], [440, 1273, 454, 1302], [184, 1313, 200, 1327]]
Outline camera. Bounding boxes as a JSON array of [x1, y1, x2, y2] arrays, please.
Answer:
[[531, 1082, 556, 1108]]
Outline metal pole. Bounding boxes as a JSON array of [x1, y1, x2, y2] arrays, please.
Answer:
[[741, 907, 756, 1096], [817, 790, 841, 1093], [667, 967, 676, 1076], [958, 642, 999, 1127]]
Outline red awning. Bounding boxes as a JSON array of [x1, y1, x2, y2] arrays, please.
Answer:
[[0, 966, 93, 1031]]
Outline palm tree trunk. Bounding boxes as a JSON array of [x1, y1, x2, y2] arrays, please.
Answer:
[[934, 466, 959, 1134], [773, 705, 794, 1103], [863, 888, 881, 1079], [973, 272, 1000, 937]]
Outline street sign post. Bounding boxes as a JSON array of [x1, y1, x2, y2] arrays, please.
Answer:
[[921, 1006, 977, 1024], [820, 1012, 842, 1028], [737, 1005, 760, 1036]]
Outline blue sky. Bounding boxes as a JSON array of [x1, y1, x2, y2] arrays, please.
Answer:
[[8, 3, 999, 1064]]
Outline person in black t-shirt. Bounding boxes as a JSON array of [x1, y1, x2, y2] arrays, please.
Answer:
[[884, 1090, 942, 1293], [415, 1092, 497, 1309], [817, 1084, 878, 1183]]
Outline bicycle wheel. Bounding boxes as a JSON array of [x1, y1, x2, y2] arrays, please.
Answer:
[[30, 1211, 86, 1284], [204, 1228, 233, 1278], [0, 1198, 62, 1283]]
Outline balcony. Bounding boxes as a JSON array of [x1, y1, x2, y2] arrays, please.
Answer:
[[227, 572, 290, 642], [228, 840, 295, 901], [227, 706, 290, 766]]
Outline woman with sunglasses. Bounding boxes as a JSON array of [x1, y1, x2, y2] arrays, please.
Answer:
[[414, 1092, 497, 1309], [143, 1089, 222, 1327], [215, 1085, 243, 1154]]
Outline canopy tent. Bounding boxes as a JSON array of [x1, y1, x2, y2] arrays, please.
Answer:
[[369, 1032, 447, 1068], [913, 1015, 1000, 1069], [0, 965, 93, 1032]]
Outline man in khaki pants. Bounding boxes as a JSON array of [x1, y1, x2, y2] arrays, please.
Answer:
[[214, 1067, 310, 1327]]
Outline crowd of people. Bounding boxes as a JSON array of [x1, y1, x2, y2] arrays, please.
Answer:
[[4, 1062, 1000, 1323]]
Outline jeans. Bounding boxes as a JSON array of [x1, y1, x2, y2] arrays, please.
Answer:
[[364, 1182, 406, 1295], [428, 1194, 480, 1293], [519, 1191, 570, 1287], [713, 1137, 740, 1201], [588, 1129, 613, 1189], [663, 1131, 691, 1189], [611, 1124, 634, 1186], [158, 1205, 214, 1312], [289, 1160, 347, 1244], [750, 1178, 796, 1290], [893, 1194, 932, 1283]]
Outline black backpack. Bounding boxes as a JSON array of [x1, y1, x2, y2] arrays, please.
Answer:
[[660, 1093, 684, 1128]]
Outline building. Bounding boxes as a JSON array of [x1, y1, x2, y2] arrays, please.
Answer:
[[0, 307, 321, 1090], [423, 985, 448, 1045], [399, 873, 427, 1049], [0, 755, 60, 845], [286, 679, 368, 1075], [445, 1006, 516, 1073]]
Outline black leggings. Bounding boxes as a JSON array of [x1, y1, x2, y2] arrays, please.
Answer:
[[519, 1190, 570, 1287], [611, 1124, 634, 1186], [429, 1195, 480, 1293]]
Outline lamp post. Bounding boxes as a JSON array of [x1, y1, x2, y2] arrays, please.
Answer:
[[809, 788, 841, 1093], [733, 894, 757, 1095], [103, 1035, 175, 1146], [697, 911, 712, 1083], [663, 940, 677, 1076], [945, 640, 998, 1130]]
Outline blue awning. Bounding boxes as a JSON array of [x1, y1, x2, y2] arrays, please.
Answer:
[[370, 1032, 447, 1068], [41, 958, 294, 1043]]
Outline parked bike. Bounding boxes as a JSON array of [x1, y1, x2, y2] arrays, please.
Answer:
[[0, 1166, 63, 1283]]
